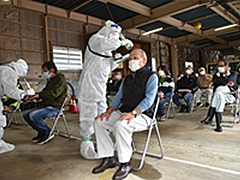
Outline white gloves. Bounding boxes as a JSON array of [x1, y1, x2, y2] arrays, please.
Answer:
[[122, 39, 134, 50], [26, 88, 35, 96]]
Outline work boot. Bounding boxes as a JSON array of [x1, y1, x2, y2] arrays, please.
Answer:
[[215, 112, 223, 132], [178, 104, 186, 112], [201, 107, 215, 124]]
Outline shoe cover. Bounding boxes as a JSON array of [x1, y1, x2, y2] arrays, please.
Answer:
[[80, 141, 98, 160], [0, 140, 15, 155]]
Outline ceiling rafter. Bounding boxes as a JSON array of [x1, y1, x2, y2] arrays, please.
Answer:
[[176, 26, 239, 43], [69, 0, 92, 12], [119, 0, 202, 29], [98, 0, 151, 17], [210, 4, 240, 24]]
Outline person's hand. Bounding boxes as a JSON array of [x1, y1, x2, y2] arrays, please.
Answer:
[[226, 81, 234, 86], [178, 93, 182, 97], [28, 94, 39, 100], [118, 112, 135, 124], [95, 112, 111, 121], [122, 39, 134, 50], [207, 82, 213, 88], [188, 90, 192, 93], [159, 95, 164, 99]]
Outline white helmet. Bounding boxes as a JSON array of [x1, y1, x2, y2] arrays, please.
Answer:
[[10, 59, 29, 77]]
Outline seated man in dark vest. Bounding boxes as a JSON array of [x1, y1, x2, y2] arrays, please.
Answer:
[[93, 48, 158, 180]]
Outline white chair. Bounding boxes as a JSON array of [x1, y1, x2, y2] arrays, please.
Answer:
[[47, 96, 71, 138], [4, 102, 26, 127], [164, 93, 175, 121], [222, 90, 240, 128], [132, 97, 164, 171]]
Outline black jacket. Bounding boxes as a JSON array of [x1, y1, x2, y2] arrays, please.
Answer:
[[212, 71, 237, 92], [176, 73, 199, 94]]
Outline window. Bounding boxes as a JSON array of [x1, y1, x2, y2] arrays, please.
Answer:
[[53, 46, 82, 70]]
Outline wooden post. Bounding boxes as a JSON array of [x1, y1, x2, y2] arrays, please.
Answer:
[[44, 5, 49, 62], [170, 40, 178, 82]]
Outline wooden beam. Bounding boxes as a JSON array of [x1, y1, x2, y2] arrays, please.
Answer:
[[210, 4, 239, 24], [98, 0, 151, 17], [119, 0, 202, 29], [158, 16, 203, 35], [175, 27, 239, 44], [69, 0, 92, 12]]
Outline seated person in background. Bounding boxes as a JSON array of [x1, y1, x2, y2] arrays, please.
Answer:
[[173, 65, 199, 113], [92, 48, 158, 180], [195, 67, 213, 107], [201, 59, 237, 132], [23, 61, 67, 144], [157, 65, 174, 121], [106, 70, 122, 104], [237, 64, 240, 88]]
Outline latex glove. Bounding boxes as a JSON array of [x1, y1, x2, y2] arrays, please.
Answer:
[[122, 39, 134, 50], [27, 88, 35, 96]]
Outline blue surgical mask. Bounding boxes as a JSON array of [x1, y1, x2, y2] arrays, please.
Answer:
[[43, 71, 51, 79]]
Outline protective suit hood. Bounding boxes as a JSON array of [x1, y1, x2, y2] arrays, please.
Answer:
[[10, 59, 28, 78], [97, 20, 122, 37]]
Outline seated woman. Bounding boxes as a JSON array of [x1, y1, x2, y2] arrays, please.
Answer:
[[157, 65, 174, 121]]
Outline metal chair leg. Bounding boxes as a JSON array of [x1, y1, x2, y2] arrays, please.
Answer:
[[132, 122, 164, 172]]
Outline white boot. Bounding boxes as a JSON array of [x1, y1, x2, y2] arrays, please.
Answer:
[[0, 140, 15, 155], [80, 141, 98, 159]]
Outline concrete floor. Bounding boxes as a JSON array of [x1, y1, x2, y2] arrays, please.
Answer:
[[1, 106, 240, 180]]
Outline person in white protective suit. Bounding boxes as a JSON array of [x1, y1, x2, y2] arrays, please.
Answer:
[[78, 20, 133, 159], [0, 59, 30, 154]]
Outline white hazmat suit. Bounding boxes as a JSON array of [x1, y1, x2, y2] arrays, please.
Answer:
[[0, 59, 29, 154], [78, 20, 133, 159]]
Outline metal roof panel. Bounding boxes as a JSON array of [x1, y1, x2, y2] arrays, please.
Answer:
[[133, 0, 174, 9], [172, 5, 215, 22], [157, 28, 191, 38]]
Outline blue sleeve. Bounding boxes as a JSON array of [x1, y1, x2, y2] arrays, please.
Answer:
[[110, 79, 124, 110], [137, 74, 158, 113]]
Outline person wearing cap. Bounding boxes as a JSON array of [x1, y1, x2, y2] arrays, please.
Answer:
[[77, 20, 133, 159], [195, 67, 213, 107], [0, 59, 29, 154]]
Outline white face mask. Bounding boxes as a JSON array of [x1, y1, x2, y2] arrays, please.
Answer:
[[129, 59, 141, 72], [114, 75, 121, 80], [218, 67, 225, 73], [199, 71, 205, 76], [185, 70, 191, 75], [158, 70, 164, 77]]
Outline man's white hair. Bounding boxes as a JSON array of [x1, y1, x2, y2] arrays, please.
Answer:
[[132, 48, 147, 66]]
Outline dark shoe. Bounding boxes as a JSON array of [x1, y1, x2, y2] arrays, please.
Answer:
[[32, 132, 43, 143], [37, 132, 55, 145], [178, 105, 186, 112], [205, 102, 209, 107], [201, 107, 215, 124], [92, 157, 116, 174], [197, 102, 203, 107], [215, 112, 223, 132], [186, 106, 191, 113], [112, 162, 132, 180]]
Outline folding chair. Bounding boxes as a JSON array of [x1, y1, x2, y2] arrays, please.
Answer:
[[4, 102, 26, 127], [47, 96, 71, 138], [164, 93, 175, 121], [222, 90, 240, 128], [132, 97, 164, 171]]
